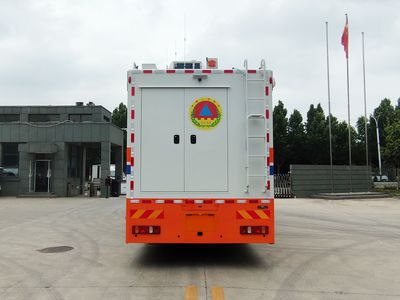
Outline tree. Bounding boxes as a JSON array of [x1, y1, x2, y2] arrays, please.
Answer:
[[305, 103, 328, 164], [112, 102, 127, 129], [112, 102, 128, 169], [287, 109, 306, 164], [384, 122, 400, 168], [369, 98, 396, 169], [354, 116, 368, 165], [326, 116, 357, 166], [372, 98, 395, 147], [273, 100, 289, 173], [384, 120, 400, 187]]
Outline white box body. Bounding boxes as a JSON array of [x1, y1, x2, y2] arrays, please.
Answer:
[[126, 66, 274, 199]]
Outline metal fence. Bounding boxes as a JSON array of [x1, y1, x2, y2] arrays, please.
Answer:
[[290, 164, 371, 197], [274, 173, 294, 198]]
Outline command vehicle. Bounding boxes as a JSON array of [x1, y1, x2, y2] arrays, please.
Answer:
[[125, 59, 275, 243]]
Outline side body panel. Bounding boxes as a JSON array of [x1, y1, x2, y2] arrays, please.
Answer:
[[141, 88, 184, 191], [184, 88, 228, 191]]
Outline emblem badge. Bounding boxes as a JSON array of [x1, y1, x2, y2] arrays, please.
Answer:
[[189, 97, 222, 130]]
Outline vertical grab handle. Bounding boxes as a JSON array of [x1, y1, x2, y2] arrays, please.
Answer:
[[190, 135, 196, 144], [174, 135, 180, 144]]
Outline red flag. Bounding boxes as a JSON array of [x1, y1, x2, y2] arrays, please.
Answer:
[[341, 15, 349, 59]]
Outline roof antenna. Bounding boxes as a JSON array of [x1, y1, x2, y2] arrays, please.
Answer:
[[183, 14, 186, 61], [174, 40, 177, 61]]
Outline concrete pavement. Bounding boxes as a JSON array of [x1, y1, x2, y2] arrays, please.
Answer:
[[0, 196, 399, 299]]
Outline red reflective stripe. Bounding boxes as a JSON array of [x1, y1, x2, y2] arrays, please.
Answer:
[[186, 199, 194, 204], [266, 109, 269, 119], [265, 86, 269, 96], [185, 70, 194, 73], [131, 86, 135, 96], [142, 200, 151, 204], [226, 199, 234, 204], [166, 70, 176, 73], [249, 199, 258, 204], [126, 147, 131, 163], [269, 77, 273, 84], [247, 210, 259, 219], [202, 70, 212, 73], [157, 211, 164, 219], [140, 210, 153, 218], [131, 109, 135, 119], [247, 70, 257, 73], [165, 199, 173, 204], [224, 69, 233, 73], [130, 181, 134, 190], [204, 200, 212, 204], [266, 132, 270, 143], [128, 76, 132, 84], [236, 211, 244, 219], [143, 70, 152, 74], [269, 148, 274, 164], [267, 157, 270, 166], [267, 180, 270, 190], [131, 156, 134, 166], [131, 133, 135, 143]]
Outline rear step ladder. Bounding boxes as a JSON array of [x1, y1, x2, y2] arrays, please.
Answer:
[[244, 59, 268, 193]]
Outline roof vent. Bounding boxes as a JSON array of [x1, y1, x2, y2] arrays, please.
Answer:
[[76, 102, 84, 106]]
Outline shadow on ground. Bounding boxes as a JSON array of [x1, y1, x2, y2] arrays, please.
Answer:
[[133, 244, 269, 268]]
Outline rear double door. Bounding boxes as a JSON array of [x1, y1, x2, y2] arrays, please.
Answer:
[[141, 88, 228, 192]]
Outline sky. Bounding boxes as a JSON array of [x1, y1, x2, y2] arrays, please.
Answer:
[[0, 0, 399, 125]]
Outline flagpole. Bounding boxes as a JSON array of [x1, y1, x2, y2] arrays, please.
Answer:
[[345, 13, 352, 192], [325, 21, 334, 193], [362, 31, 369, 190]]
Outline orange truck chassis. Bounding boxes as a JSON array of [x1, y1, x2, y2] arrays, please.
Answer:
[[126, 198, 274, 244]]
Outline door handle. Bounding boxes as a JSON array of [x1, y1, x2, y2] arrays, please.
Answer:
[[173, 135, 180, 144], [190, 135, 197, 144]]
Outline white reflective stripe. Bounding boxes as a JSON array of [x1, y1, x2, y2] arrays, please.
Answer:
[[194, 199, 204, 204], [173, 199, 183, 204], [130, 199, 140, 204], [261, 199, 271, 204], [215, 199, 225, 204], [155, 199, 165, 204], [237, 199, 247, 204]]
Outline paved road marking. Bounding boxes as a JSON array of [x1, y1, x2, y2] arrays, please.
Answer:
[[211, 286, 225, 300], [184, 285, 199, 300]]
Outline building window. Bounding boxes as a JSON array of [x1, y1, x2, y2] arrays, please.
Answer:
[[0, 143, 19, 177], [67, 145, 81, 178], [28, 114, 60, 122], [103, 116, 110, 122], [0, 114, 20, 122], [68, 114, 92, 122]]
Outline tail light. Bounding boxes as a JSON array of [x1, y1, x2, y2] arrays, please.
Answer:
[[240, 226, 268, 235], [133, 226, 161, 235]]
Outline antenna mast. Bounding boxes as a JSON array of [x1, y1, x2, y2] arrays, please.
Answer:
[[183, 14, 186, 60]]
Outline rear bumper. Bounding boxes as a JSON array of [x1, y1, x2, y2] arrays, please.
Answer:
[[125, 198, 275, 244]]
